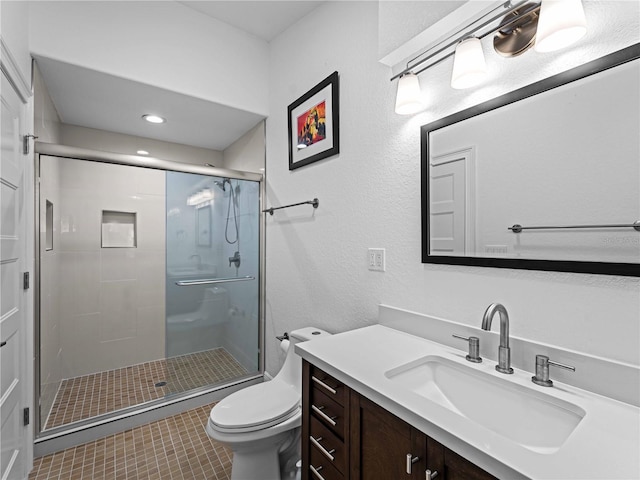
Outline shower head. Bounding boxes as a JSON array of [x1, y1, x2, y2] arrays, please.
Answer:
[[214, 178, 230, 192]]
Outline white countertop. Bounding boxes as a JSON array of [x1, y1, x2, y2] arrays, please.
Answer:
[[296, 324, 640, 480]]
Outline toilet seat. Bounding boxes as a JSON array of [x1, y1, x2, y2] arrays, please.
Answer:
[[209, 380, 300, 433]]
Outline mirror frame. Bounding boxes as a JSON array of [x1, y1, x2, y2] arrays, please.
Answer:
[[421, 43, 640, 277]]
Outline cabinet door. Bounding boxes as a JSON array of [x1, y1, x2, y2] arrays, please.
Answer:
[[428, 437, 497, 480], [350, 394, 426, 480], [444, 448, 497, 480]]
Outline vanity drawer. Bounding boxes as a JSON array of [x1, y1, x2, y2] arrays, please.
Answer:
[[309, 446, 344, 480], [310, 366, 346, 406], [310, 416, 346, 474], [311, 387, 346, 440]]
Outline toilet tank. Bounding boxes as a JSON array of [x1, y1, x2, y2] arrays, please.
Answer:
[[289, 327, 331, 343], [274, 327, 331, 389]]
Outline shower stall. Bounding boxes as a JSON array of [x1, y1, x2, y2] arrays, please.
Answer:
[[35, 144, 263, 446]]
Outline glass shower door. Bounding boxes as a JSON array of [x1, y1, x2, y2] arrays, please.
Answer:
[[165, 171, 260, 397]]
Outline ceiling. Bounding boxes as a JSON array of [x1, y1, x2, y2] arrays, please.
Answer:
[[36, 1, 325, 153], [179, 1, 324, 42]]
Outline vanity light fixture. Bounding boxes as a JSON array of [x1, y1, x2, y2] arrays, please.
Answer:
[[394, 72, 426, 115], [391, 0, 588, 112], [534, 0, 587, 53], [142, 114, 166, 124], [451, 37, 487, 89], [187, 188, 213, 207]]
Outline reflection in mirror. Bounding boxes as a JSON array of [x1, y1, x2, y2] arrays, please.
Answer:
[[422, 45, 640, 276]]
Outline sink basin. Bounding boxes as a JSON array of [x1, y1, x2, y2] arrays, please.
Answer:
[[385, 355, 585, 454]]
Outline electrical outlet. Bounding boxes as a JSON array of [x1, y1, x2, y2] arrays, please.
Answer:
[[368, 248, 385, 271]]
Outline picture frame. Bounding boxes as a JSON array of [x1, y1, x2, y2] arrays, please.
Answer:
[[288, 71, 340, 170]]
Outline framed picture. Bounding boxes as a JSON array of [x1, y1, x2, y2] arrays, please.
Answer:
[[288, 71, 340, 170]]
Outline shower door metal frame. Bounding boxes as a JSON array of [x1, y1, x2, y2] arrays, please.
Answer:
[[33, 142, 266, 456]]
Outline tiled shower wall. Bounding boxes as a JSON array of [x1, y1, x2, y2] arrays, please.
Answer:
[[39, 154, 63, 423], [40, 156, 166, 385]]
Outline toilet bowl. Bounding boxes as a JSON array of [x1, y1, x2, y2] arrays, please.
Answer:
[[206, 327, 331, 480]]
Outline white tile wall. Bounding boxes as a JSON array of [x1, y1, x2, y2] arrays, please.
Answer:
[[41, 155, 167, 378]]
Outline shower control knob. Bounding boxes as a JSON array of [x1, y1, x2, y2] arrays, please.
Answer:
[[229, 251, 241, 268]]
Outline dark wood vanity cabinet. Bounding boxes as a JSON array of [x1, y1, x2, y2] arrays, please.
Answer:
[[350, 394, 427, 480], [302, 360, 496, 480], [303, 361, 350, 480]]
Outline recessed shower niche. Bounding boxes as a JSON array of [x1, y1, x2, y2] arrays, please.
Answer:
[[101, 210, 137, 248]]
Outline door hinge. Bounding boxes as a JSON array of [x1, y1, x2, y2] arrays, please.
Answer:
[[23, 134, 38, 155], [23, 272, 29, 290], [23, 407, 30, 426]]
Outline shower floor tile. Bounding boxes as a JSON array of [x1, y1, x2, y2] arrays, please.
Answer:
[[29, 403, 232, 480], [44, 348, 248, 430]]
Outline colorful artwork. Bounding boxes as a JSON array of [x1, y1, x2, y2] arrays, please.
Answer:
[[288, 71, 339, 170], [297, 101, 326, 149]]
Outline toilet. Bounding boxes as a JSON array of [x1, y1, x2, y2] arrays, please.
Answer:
[[167, 286, 229, 329], [206, 327, 331, 480]]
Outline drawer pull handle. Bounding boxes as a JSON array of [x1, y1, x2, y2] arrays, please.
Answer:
[[312, 375, 337, 395], [312, 405, 337, 427], [310, 436, 335, 461], [310, 465, 326, 480], [426, 469, 439, 479], [406, 454, 419, 474]]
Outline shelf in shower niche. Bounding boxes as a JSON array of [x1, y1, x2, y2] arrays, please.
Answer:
[[101, 210, 137, 248]]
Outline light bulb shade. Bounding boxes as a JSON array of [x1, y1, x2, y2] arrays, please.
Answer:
[[395, 73, 425, 115], [535, 0, 587, 53], [451, 37, 487, 89]]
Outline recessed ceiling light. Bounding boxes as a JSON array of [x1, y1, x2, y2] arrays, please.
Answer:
[[137, 150, 149, 155], [142, 114, 166, 124]]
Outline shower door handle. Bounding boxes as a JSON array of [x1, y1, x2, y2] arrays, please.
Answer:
[[176, 275, 255, 286]]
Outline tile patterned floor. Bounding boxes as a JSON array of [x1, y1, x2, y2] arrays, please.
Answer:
[[44, 349, 248, 430], [30, 404, 232, 480]]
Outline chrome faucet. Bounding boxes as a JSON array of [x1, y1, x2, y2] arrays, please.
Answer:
[[481, 303, 513, 374]]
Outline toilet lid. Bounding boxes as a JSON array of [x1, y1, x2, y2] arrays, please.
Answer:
[[209, 380, 300, 432]]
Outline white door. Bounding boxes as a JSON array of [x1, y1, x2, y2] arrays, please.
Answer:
[[1, 70, 32, 480], [429, 159, 466, 254]]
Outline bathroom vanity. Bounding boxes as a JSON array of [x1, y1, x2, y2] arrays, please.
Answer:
[[302, 361, 495, 480], [296, 311, 640, 480]]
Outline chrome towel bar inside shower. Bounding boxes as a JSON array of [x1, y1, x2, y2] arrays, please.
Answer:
[[176, 275, 255, 286], [509, 220, 640, 233]]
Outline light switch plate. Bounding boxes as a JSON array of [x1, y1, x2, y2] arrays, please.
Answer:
[[368, 248, 385, 271]]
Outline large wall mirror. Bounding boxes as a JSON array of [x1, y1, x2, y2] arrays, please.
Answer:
[[421, 44, 639, 276]]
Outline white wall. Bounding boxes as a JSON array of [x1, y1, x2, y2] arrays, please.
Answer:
[[28, 1, 269, 116], [264, 1, 640, 376], [33, 63, 62, 143], [1, 0, 31, 87], [223, 121, 265, 173], [60, 124, 224, 167]]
